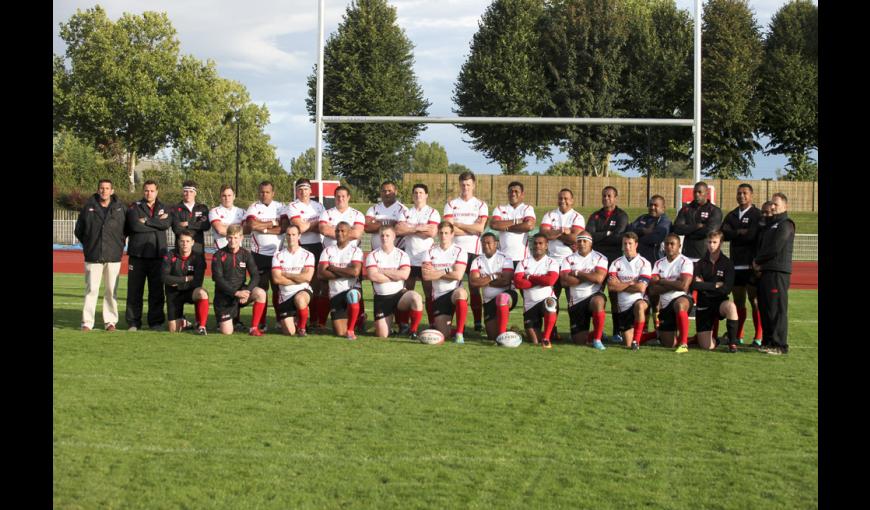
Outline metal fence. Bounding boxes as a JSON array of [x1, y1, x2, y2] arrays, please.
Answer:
[[54, 217, 818, 261]]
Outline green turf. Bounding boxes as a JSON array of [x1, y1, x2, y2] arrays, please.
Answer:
[[53, 274, 818, 509]]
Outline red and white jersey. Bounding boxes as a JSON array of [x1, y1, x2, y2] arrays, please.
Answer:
[[652, 254, 694, 309], [470, 251, 515, 304], [366, 201, 408, 251], [541, 208, 586, 259], [608, 255, 652, 312], [491, 203, 536, 261], [423, 243, 468, 299], [443, 196, 488, 255], [282, 199, 325, 245], [560, 250, 608, 306], [365, 247, 411, 295], [516, 255, 559, 310], [271, 247, 314, 303], [399, 205, 441, 266], [208, 205, 246, 249], [245, 200, 284, 256], [319, 206, 366, 250], [319, 243, 364, 298]]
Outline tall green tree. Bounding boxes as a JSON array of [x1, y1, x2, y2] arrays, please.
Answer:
[[288, 148, 337, 183], [410, 141, 449, 174], [700, 0, 764, 178], [306, 0, 430, 200], [539, 0, 630, 176], [452, 0, 550, 175], [759, 0, 817, 180], [55, 6, 221, 191], [615, 0, 694, 177]]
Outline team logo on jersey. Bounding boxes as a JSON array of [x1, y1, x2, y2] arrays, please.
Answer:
[[701, 212, 709, 219], [609, 220, 616, 226], [716, 270, 724, 277], [88, 207, 94, 211], [195, 211, 202, 217], [187, 265, 194, 272], [742, 217, 749, 223], [159, 209, 165, 215], [239, 262, 247, 268]]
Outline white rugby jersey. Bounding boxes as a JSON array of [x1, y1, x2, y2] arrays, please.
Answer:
[[469, 252, 515, 304], [560, 250, 609, 306], [365, 247, 411, 295], [608, 255, 652, 313], [423, 244, 468, 299], [319, 207, 366, 249], [366, 201, 408, 251], [443, 197, 488, 255], [282, 199, 325, 245], [208, 205, 246, 249], [652, 254, 694, 309], [319, 243, 364, 298], [271, 247, 314, 303], [516, 254, 559, 310], [399, 205, 441, 266], [246, 200, 284, 256], [491, 203, 536, 261], [541, 208, 586, 259]]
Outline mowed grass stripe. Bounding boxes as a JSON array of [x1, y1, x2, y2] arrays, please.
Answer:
[[53, 274, 817, 509]]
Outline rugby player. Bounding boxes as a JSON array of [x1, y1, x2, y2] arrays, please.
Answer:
[[513, 233, 560, 349], [319, 186, 368, 328], [469, 232, 517, 341], [606, 232, 652, 350], [585, 186, 629, 343], [208, 184, 248, 331], [691, 231, 740, 352], [244, 181, 284, 332], [559, 232, 608, 350], [489, 181, 536, 266], [673, 181, 723, 262], [364, 180, 408, 252], [161, 230, 209, 335], [282, 179, 327, 329], [365, 226, 424, 339], [754, 193, 796, 355], [170, 180, 210, 254], [271, 224, 315, 336], [395, 183, 440, 329], [211, 225, 268, 336], [317, 222, 365, 340], [647, 234, 695, 353], [421, 221, 469, 343]]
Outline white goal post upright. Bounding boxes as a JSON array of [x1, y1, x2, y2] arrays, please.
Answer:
[[313, 0, 703, 185]]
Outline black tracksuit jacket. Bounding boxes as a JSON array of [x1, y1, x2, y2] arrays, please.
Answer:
[[211, 246, 260, 297], [720, 205, 762, 269], [672, 200, 723, 259], [170, 202, 211, 248], [161, 249, 206, 291], [125, 199, 171, 258], [754, 213, 795, 273], [74, 194, 127, 263], [691, 252, 735, 305]]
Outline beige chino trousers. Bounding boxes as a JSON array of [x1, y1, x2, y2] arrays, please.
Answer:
[[81, 262, 121, 329]]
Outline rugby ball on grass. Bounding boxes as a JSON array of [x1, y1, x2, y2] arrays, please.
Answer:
[[418, 329, 445, 345], [496, 331, 523, 348]]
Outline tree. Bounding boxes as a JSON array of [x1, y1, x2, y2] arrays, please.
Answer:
[[55, 6, 221, 191], [306, 0, 430, 200], [539, 0, 630, 176], [409, 141, 449, 174], [614, 0, 694, 177], [544, 159, 580, 176], [288, 148, 338, 182], [453, 0, 550, 175], [447, 163, 473, 174], [759, 0, 817, 180], [700, 0, 764, 179]]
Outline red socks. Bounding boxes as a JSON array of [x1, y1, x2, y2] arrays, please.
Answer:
[[751, 304, 763, 340], [409, 310, 423, 333], [543, 312, 557, 340], [470, 292, 482, 324], [633, 321, 646, 344], [639, 330, 658, 344], [297, 306, 309, 331], [591, 311, 606, 341], [736, 306, 747, 339], [347, 303, 360, 333], [251, 301, 266, 330], [677, 310, 690, 346], [455, 299, 468, 334], [496, 302, 510, 334], [195, 298, 209, 328]]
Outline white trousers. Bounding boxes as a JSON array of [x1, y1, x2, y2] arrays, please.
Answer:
[[81, 262, 121, 328]]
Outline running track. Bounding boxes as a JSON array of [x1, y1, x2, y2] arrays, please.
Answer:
[[52, 250, 819, 290]]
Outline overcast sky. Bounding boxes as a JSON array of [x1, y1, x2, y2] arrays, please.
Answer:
[[53, 0, 816, 179]]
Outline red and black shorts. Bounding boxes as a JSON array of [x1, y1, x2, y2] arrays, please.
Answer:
[[568, 292, 607, 335], [523, 298, 558, 331], [374, 290, 406, 320], [695, 298, 728, 332], [483, 289, 518, 323], [165, 287, 196, 321], [276, 289, 313, 320], [214, 291, 251, 323], [657, 295, 694, 332]]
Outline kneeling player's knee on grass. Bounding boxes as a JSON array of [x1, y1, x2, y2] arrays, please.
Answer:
[[346, 288, 361, 304], [544, 297, 557, 313], [496, 293, 511, 307]]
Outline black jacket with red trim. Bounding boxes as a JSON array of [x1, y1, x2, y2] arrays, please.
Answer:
[[74, 194, 126, 263], [754, 213, 795, 274], [585, 207, 629, 264], [125, 199, 171, 258], [211, 246, 259, 297], [170, 202, 211, 248], [161, 249, 206, 291], [691, 251, 735, 304], [720, 205, 762, 268], [672, 200, 723, 259]]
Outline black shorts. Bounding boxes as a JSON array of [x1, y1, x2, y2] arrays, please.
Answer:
[[432, 292, 456, 318], [252, 252, 273, 290], [695, 298, 728, 332], [615, 298, 648, 332], [483, 289, 518, 323], [276, 289, 313, 320], [409, 266, 422, 279], [657, 295, 694, 332], [523, 298, 558, 331], [568, 292, 607, 335], [329, 288, 360, 320], [733, 269, 754, 287], [214, 292, 251, 323], [301, 243, 324, 266], [165, 287, 196, 321], [374, 290, 406, 320]]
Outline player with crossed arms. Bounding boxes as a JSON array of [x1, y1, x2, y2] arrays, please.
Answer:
[[559, 232, 608, 350], [318, 222, 365, 340], [422, 221, 469, 343], [513, 233, 560, 349], [365, 226, 425, 340], [606, 232, 652, 350], [270, 224, 315, 337], [468, 232, 517, 341]]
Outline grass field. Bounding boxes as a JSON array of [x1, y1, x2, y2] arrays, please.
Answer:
[[53, 274, 818, 509]]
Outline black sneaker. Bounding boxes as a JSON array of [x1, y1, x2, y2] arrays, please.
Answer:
[[197, 327, 207, 336], [474, 322, 484, 333], [409, 332, 418, 341], [630, 341, 639, 351]]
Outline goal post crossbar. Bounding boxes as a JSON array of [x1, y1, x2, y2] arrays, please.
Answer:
[[321, 116, 693, 127]]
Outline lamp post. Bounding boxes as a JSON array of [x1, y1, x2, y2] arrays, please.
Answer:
[[235, 109, 241, 195]]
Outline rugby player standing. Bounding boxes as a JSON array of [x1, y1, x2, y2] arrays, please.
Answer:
[[244, 181, 284, 332], [282, 179, 326, 329], [395, 183, 441, 329]]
